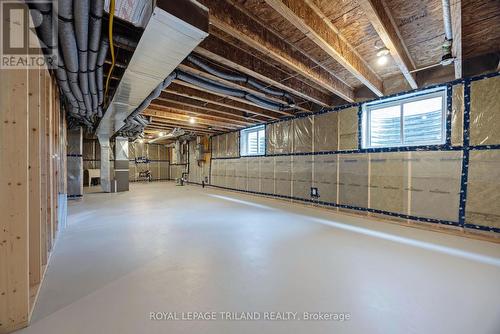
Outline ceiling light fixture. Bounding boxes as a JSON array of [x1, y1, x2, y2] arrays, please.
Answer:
[[189, 117, 196, 124], [375, 46, 390, 66], [159, 132, 165, 137]]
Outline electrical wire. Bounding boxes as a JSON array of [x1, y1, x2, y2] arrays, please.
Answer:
[[104, 0, 116, 104]]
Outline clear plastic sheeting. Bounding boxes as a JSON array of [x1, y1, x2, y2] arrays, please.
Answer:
[[339, 154, 368, 208], [247, 157, 260, 192], [260, 156, 275, 194], [149, 144, 159, 160], [170, 164, 186, 180], [409, 151, 462, 222], [226, 132, 239, 158], [211, 136, 219, 158], [150, 162, 160, 180], [338, 107, 358, 151], [266, 121, 292, 155], [160, 162, 170, 180], [313, 155, 338, 203], [129, 162, 136, 181], [235, 159, 247, 190], [211, 159, 219, 185], [451, 84, 464, 146], [83, 140, 95, 161], [275, 155, 292, 197], [292, 155, 312, 199], [470, 75, 500, 146], [219, 159, 227, 187], [369, 152, 409, 215], [226, 159, 236, 188], [314, 112, 338, 152], [466, 150, 500, 229], [293, 117, 313, 153], [159, 145, 168, 161]]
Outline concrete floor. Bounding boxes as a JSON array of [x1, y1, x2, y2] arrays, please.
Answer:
[[20, 182, 500, 334]]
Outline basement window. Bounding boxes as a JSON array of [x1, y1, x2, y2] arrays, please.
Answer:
[[240, 125, 265, 156], [362, 88, 447, 148]]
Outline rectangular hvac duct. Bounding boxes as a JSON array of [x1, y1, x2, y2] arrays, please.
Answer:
[[96, 0, 209, 138]]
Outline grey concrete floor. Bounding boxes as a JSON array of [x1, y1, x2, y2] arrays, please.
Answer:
[[20, 182, 500, 334]]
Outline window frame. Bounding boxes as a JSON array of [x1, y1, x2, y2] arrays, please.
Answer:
[[240, 125, 266, 156], [362, 87, 447, 149]]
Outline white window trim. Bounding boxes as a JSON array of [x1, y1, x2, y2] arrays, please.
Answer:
[[240, 125, 265, 156], [362, 88, 447, 149]]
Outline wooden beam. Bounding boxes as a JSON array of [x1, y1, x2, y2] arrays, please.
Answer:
[[357, 0, 418, 89], [264, 0, 383, 96], [198, 0, 354, 101], [167, 82, 279, 120], [146, 123, 216, 135], [450, 0, 462, 79], [148, 101, 256, 126], [0, 62, 30, 333], [196, 35, 335, 107], [143, 109, 242, 130]]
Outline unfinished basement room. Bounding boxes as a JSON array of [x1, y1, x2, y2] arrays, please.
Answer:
[[1, 0, 500, 333]]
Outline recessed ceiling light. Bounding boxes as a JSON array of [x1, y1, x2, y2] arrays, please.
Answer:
[[189, 117, 196, 124]]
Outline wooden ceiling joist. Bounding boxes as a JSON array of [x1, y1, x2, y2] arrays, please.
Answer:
[[149, 119, 223, 132], [144, 109, 241, 130], [198, 0, 354, 102], [195, 35, 335, 107], [146, 103, 255, 127], [264, 0, 383, 96], [357, 0, 418, 89], [171, 80, 281, 120], [178, 63, 298, 116], [152, 96, 258, 126]]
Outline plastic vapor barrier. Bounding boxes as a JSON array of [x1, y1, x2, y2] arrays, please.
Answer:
[[275, 155, 292, 197], [226, 159, 236, 188], [339, 154, 368, 208], [235, 158, 248, 190], [226, 132, 239, 158], [312, 155, 338, 204], [470, 75, 500, 146], [338, 107, 358, 151], [267, 121, 292, 154], [451, 84, 464, 146], [293, 117, 313, 153], [292, 155, 312, 199], [369, 152, 409, 215], [314, 112, 338, 152], [409, 151, 462, 222], [466, 150, 500, 229], [260, 156, 275, 194], [247, 157, 260, 192], [212, 136, 220, 158]]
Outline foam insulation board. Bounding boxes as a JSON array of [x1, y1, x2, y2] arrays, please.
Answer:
[[293, 117, 313, 153], [470, 75, 500, 146], [409, 151, 462, 222], [369, 152, 409, 215], [312, 155, 338, 203], [338, 107, 358, 151], [235, 158, 248, 190], [313, 112, 338, 152], [247, 157, 260, 192], [451, 84, 464, 146], [466, 150, 500, 229], [260, 156, 275, 194], [226, 132, 239, 158], [266, 121, 292, 154], [339, 154, 368, 208], [275, 155, 292, 197]]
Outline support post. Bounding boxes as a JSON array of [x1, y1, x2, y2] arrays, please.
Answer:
[[114, 137, 129, 192], [98, 135, 113, 192]]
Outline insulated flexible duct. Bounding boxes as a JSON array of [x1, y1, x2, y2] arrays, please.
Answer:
[[58, 0, 86, 113], [74, 0, 92, 115], [187, 55, 295, 106], [88, 0, 104, 115]]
